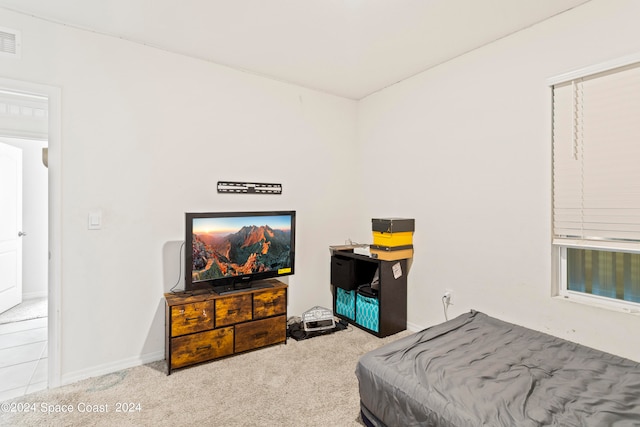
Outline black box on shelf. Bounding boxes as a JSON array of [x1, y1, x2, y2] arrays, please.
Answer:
[[331, 256, 356, 290], [372, 218, 415, 233]]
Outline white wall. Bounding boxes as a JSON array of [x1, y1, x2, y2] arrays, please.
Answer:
[[0, 9, 359, 382], [358, 0, 640, 362]]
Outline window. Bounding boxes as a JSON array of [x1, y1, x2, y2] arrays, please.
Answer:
[[565, 248, 640, 302], [551, 55, 640, 311]]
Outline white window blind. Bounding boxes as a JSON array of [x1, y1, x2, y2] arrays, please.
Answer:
[[552, 62, 640, 251]]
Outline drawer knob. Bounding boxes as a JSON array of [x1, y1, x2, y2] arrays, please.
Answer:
[[196, 344, 212, 351]]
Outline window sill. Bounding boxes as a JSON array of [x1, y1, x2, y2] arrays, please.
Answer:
[[554, 293, 640, 315]]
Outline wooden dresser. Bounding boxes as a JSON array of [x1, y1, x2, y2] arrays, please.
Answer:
[[164, 279, 287, 374]]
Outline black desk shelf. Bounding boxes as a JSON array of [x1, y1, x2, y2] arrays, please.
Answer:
[[330, 250, 407, 338]]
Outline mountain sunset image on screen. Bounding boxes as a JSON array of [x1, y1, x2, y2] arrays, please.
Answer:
[[191, 215, 293, 282]]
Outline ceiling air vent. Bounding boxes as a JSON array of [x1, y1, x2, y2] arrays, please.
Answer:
[[0, 27, 21, 57]]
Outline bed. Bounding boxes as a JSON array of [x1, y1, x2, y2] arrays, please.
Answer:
[[355, 310, 640, 427]]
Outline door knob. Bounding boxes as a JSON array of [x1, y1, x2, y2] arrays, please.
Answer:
[[18, 231, 27, 237]]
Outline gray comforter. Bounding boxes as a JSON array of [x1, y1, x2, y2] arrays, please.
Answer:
[[356, 311, 640, 427]]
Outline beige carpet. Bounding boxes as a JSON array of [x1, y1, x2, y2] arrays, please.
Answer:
[[1, 325, 410, 427]]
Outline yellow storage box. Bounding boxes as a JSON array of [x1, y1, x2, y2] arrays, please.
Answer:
[[370, 244, 413, 261], [372, 231, 413, 247]]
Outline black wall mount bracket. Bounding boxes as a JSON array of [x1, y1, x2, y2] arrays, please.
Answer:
[[217, 181, 282, 194]]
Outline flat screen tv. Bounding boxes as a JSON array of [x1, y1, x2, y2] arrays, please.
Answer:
[[185, 210, 295, 293]]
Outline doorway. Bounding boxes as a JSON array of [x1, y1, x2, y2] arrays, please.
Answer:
[[0, 136, 48, 400], [0, 136, 48, 308], [0, 78, 61, 398]]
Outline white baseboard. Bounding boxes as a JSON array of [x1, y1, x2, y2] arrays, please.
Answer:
[[60, 350, 164, 387], [406, 321, 424, 332], [23, 291, 48, 300]]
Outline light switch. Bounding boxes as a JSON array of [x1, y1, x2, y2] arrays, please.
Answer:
[[88, 211, 102, 230]]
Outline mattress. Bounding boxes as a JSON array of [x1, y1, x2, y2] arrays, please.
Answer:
[[356, 311, 640, 427]]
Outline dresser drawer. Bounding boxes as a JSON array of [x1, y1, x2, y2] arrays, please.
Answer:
[[215, 294, 252, 327], [235, 315, 286, 353], [171, 301, 214, 337], [253, 288, 286, 319], [170, 327, 233, 369]]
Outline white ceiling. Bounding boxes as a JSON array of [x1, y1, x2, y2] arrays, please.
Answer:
[[0, 0, 590, 99]]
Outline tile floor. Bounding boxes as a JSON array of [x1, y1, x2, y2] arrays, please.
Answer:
[[0, 316, 48, 401]]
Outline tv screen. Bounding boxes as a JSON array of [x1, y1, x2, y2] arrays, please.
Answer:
[[185, 210, 295, 293]]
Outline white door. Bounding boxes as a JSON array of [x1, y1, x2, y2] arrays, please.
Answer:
[[0, 141, 23, 314]]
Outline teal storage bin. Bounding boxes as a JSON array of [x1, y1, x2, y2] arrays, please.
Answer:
[[356, 293, 379, 332], [336, 288, 356, 320]]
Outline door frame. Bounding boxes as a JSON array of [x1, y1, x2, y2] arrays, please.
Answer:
[[0, 76, 61, 388]]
